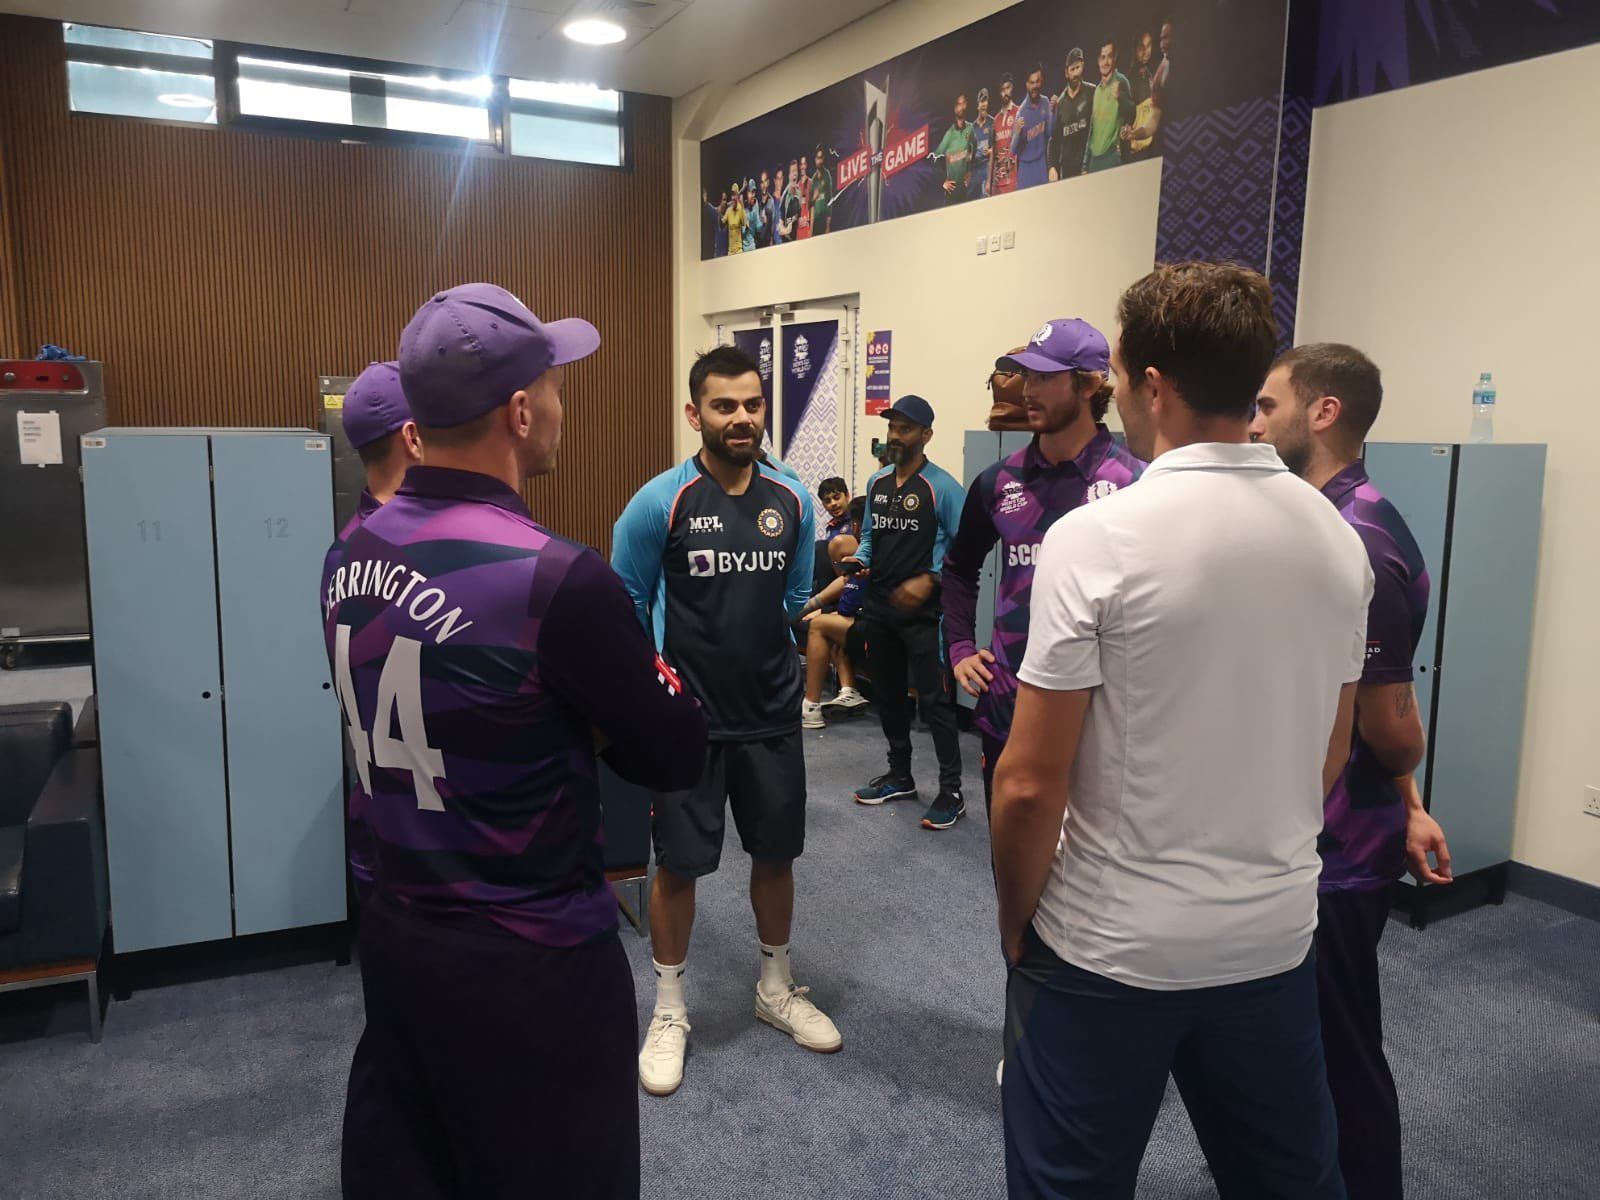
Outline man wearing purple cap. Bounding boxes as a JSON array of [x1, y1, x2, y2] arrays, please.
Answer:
[[325, 282, 707, 1199], [943, 319, 1144, 824], [322, 361, 423, 903]]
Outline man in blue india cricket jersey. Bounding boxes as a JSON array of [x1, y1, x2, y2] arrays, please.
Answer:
[[325, 283, 707, 1199], [844, 395, 967, 830], [613, 344, 840, 1100]]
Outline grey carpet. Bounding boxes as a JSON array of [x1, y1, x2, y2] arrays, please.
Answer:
[[2, 717, 1597, 1198]]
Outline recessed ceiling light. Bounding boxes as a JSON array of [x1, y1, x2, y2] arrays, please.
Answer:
[[563, 18, 626, 46], [158, 93, 212, 109]]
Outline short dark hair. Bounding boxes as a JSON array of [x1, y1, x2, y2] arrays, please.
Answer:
[[1115, 261, 1277, 419], [1102, 38, 1117, 54], [848, 496, 866, 527], [356, 430, 400, 468], [818, 476, 848, 500], [689, 345, 762, 405], [1028, 63, 1044, 78], [416, 407, 498, 450], [1273, 342, 1384, 445]]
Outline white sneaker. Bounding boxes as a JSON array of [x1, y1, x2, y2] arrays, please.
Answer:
[[823, 687, 868, 711], [801, 700, 825, 729], [755, 984, 843, 1053], [639, 1012, 691, 1096]]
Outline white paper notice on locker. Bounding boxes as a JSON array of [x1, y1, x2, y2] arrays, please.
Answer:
[[17, 410, 64, 466]]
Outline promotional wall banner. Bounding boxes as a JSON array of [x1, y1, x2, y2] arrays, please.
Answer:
[[699, 0, 1289, 260], [864, 331, 892, 417], [780, 321, 841, 495]]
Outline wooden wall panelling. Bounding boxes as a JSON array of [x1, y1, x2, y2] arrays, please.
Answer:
[[0, 15, 673, 553]]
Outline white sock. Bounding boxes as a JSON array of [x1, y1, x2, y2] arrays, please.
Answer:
[[759, 942, 794, 996], [653, 958, 686, 1018]]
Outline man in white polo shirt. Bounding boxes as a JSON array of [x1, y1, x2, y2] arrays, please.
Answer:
[[991, 261, 1373, 1199]]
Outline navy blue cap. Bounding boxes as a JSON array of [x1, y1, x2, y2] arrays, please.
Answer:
[[883, 394, 935, 428]]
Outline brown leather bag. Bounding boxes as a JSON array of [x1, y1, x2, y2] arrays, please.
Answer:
[[987, 347, 1030, 431]]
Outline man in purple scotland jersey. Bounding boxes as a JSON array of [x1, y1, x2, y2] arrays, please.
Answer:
[[321, 360, 423, 904], [943, 319, 1144, 820], [1252, 342, 1453, 1200], [326, 283, 707, 1200]]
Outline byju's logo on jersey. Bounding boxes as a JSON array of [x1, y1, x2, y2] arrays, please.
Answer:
[[689, 515, 723, 534], [689, 549, 717, 577], [757, 507, 786, 538], [1085, 479, 1120, 503], [790, 335, 811, 378]]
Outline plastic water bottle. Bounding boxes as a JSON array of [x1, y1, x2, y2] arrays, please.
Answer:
[[1469, 372, 1496, 443]]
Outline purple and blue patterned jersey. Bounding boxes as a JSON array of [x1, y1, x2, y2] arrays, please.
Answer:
[[322, 489, 383, 890], [944, 429, 1145, 741], [322, 466, 706, 946], [1319, 461, 1431, 892]]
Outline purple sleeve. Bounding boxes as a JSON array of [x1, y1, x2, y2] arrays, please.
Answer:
[[942, 472, 999, 664], [539, 549, 707, 790], [1358, 529, 1417, 685]]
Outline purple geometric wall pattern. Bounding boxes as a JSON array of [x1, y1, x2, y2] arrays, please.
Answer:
[[1154, 95, 1282, 273], [1270, 94, 1312, 350]]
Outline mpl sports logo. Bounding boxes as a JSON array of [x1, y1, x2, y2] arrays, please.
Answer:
[[689, 515, 723, 534]]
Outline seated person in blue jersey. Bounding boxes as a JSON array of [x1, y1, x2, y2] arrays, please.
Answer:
[[321, 360, 423, 905], [808, 476, 854, 606], [842, 395, 968, 830], [613, 344, 842, 1101], [325, 282, 707, 1200], [799, 530, 869, 728]]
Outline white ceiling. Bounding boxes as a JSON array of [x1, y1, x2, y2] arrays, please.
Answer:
[[2, 0, 894, 97]]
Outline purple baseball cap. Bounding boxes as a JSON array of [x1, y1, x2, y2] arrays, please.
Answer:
[[398, 283, 600, 428], [341, 361, 411, 450], [998, 318, 1111, 374]]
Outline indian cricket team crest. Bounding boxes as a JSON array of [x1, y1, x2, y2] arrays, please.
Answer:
[[757, 507, 786, 538], [1085, 479, 1120, 503], [902, 492, 921, 512], [789, 335, 811, 378]]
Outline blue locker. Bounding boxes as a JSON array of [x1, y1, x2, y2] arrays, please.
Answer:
[[1363, 442, 1545, 886], [211, 433, 343, 936], [81, 431, 234, 953], [82, 428, 345, 952]]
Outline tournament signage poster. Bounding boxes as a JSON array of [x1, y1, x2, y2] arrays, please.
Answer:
[[864, 331, 892, 416], [781, 321, 839, 452], [699, 0, 1289, 260]]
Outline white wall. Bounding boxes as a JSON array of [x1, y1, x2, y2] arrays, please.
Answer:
[[1297, 44, 1600, 887], [671, 0, 1161, 483]]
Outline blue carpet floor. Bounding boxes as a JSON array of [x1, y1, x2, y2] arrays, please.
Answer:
[[2, 718, 1597, 1198]]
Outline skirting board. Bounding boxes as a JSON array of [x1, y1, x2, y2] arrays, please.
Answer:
[[1507, 862, 1600, 923]]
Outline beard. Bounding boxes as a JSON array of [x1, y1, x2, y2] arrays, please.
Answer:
[[1273, 427, 1314, 478], [704, 424, 760, 466]]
